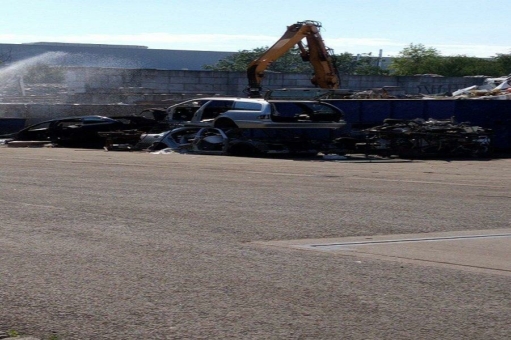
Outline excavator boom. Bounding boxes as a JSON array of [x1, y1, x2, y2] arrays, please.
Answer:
[[246, 20, 340, 98]]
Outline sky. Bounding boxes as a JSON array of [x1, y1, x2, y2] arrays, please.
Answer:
[[1, 0, 510, 58]]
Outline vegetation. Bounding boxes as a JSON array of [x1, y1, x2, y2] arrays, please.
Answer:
[[7, 329, 20, 337], [203, 47, 388, 76], [3, 329, 61, 340], [494, 53, 511, 75], [389, 43, 511, 76], [203, 43, 511, 77], [389, 44, 442, 75], [203, 47, 313, 73]]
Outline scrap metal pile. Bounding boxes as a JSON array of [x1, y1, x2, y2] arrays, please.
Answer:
[[357, 118, 492, 158], [329, 75, 511, 100], [430, 75, 511, 100]]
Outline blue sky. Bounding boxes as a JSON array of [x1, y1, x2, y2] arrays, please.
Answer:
[[2, 0, 509, 57]]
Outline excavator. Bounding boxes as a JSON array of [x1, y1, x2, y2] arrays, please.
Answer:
[[246, 20, 340, 98]]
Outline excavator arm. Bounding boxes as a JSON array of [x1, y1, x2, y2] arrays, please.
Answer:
[[246, 20, 340, 98]]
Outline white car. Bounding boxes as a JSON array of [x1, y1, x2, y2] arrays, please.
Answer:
[[166, 97, 345, 129]]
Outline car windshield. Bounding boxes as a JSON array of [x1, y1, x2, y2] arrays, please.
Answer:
[[27, 122, 51, 131], [168, 100, 209, 121], [233, 101, 263, 111]]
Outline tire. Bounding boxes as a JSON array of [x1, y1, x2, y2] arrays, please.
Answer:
[[214, 119, 238, 130], [228, 142, 261, 157], [148, 142, 168, 151]]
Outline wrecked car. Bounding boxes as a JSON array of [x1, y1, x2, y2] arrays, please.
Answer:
[[357, 118, 492, 158], [3, 114, 167, 149], [166, 97, 345, 129], [151, 97, 347, 157], [138, 127, 228, 155], [139, 125, 345, 157]]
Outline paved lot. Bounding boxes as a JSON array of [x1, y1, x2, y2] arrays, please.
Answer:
[[1, 148, 510, 339], [261, 228, 511, 276]]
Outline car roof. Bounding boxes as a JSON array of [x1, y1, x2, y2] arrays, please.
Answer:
[[267, 99, 322, 103], [193, 97, 266, 102], [187, 97, 327, 104], [29, 115, 115, 124], [169, 97, 267, 105]]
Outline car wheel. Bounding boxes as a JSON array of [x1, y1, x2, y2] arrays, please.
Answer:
[[228, 142, 261, 157], [148, 142, 168, 151], [214, 119, 238, 130]]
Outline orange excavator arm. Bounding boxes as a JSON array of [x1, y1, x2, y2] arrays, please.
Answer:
[[246, 20, 340, 98]]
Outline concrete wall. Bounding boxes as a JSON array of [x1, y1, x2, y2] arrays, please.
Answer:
[[0, 68, 488, 126], [0, 103, 156, 126], [64, 67, 485, 104]]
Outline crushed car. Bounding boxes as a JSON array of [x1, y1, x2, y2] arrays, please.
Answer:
[[137, 127, 228, 155], [138, 125, 346, 157], [2, 111, 169, 149], [356, 118, 492, 158]]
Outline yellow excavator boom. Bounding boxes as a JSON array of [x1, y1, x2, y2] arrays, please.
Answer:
[[246, 20, 340, 97]]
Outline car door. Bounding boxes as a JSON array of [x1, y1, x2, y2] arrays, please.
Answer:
[[192, 100, 234, 126]]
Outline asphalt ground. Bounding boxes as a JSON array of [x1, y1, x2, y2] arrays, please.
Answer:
[[1, 148, 510, 339]]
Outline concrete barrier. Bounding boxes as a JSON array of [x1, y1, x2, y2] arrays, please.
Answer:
[[63, 67, 486, 104], [0, 103, 156, 126]]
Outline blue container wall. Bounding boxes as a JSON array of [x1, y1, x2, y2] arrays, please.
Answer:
[[0, 118, 26, 135], [328, 99, 511, 151]]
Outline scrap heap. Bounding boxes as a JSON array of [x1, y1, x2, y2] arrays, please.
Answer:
[[358, 118, 492, 158], [437, 75, 511, 100]]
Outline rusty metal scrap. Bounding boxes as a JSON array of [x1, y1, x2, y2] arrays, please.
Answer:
[[358, 118, 492, 158]]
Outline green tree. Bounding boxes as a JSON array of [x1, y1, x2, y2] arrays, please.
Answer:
[[203, 47, 312, 73], [390, 43, 442, 75], [332, 52, 356, 75], [351, 53, 389, 75], [433, 56, 500, 77], [203, 47, 265, 72], [204, 43, 510, 78], [494, 52, 511, 75], [203, 47, 387, 76]]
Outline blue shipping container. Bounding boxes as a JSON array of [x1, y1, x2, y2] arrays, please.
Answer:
[[327, 99, 511, 151]]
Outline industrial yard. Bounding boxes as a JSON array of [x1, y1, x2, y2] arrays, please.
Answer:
[[1, 148, 510, 339], [1, 17, 511, 339]]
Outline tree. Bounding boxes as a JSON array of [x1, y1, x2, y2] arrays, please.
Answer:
[[433, 56, 501, 77], [350, 53, 389, 76], [495, 53, 511, 75], [203, 47, 265, 72], [205, 44, 511, 78], [203, 47, 387, 76], [390, 44, 510, 76], [203, 47, 312, 73], [332, 52, 356, 75], [389, 43, 442, 75]]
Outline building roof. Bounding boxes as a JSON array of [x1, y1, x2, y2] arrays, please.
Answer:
[[0, 42, 235, 70]]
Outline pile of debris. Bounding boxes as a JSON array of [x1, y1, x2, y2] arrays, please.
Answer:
[[349, 86, 422, 99], [431, 75, 511, 100], [357, 118, 492, 158], [338, 75, 511, 100]]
